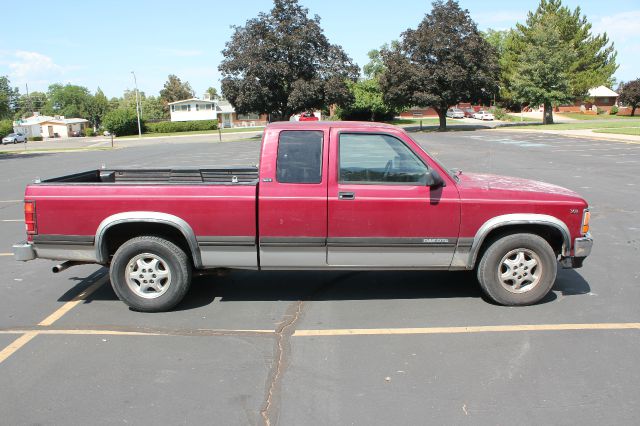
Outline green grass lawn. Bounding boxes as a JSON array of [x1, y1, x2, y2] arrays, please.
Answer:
[[502, 114, 540, 122], [118, 127, 265, 139], [508, 120, 640, 131], [592, 127, 640, 136], [555, 112, 638, 121], [387, 118, 445, 125]]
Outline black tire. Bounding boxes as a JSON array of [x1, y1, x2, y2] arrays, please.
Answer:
[[476, 233, 557, 306], [109, 236, 192, 312]]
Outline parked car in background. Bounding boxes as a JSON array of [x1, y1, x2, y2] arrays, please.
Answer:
[[463, 108, 476, 118], [473, 110, 495, 121], [2, 133, 27, 144], [446, 108, 465, 119], [298, 111, 320, 121]]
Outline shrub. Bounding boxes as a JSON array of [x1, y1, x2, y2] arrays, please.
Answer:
[[145, 120, 218, 133], [489, 106, 511, 121], [0, 119, 13, 139], [102, 108, 144, 136], [84, 128, 96, 137], [28, 136, 43, 141], [610, 105, 619, 115]]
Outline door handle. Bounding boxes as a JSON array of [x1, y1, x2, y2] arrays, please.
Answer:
[[339, 192, 355, 200]]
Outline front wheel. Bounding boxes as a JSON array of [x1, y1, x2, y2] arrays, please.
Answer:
[[109, 236, 192, 312], [476, 233, 557, 306]]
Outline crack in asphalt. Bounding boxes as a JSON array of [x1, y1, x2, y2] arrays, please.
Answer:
[[260, 300, 304, 426], [258, 272, 358, 426]]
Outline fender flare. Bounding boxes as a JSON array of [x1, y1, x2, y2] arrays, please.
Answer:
[[466, 214, 571, 268], [95, 212, 203, 268]]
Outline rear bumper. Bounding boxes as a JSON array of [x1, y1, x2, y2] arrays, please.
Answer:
[[560, 233, 593, 269], [13, 242, 36, 261]]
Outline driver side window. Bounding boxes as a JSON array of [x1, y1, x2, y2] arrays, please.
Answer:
[[339, 133, 428, 184]]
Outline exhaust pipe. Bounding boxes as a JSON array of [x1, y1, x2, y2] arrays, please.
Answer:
[[52, 261, 85, 273]]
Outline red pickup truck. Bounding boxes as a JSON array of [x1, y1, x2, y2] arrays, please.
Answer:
[[13, 122, 592, 312]]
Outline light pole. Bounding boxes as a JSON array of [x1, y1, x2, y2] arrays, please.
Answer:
[[131, 71, 142, 138]]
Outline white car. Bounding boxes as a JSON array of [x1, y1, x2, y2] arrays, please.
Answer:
[[2, 133, 27, 144], [446, 108, 465, 119], [473, 110, 495, 121]]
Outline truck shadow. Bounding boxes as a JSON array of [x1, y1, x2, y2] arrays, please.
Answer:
[[183, 267, 590, 309], [66, 267, 591, 310]]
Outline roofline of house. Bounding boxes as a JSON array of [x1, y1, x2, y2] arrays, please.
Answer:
[[168, 98, 217, 105]]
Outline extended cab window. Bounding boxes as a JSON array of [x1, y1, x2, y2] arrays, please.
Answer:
[[339, 133, 428, 184], [276, 130, 323, 184]]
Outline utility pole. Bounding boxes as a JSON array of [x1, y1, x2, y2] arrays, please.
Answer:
[[131, 71, 142, 138]]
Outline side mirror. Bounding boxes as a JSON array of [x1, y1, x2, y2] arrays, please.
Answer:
[[424, 169, 445, 188]]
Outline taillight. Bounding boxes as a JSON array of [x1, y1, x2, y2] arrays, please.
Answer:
[[24, 201, 37, 235], [581, 209, 590, 235]]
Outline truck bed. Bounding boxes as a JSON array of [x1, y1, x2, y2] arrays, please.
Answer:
[[41, 168, 259, 185]]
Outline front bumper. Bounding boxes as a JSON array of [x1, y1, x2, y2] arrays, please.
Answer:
[[560, 233, 593, 269], [13, 242, 36, 261]]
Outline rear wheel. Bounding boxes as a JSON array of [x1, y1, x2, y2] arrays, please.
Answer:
[[109, 236, 192, 312], [476, 233, 557, 306]]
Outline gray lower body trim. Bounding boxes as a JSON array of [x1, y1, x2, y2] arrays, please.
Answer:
[[197, 236, 257, 268], [260, 246, 327, 268], [33, 243, 98, 262], [200, 246, 258, 268]]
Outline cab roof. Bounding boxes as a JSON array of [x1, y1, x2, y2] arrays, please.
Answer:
[[265, 121, 401, 131]]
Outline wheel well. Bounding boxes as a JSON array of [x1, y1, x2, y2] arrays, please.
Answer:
[[101, 222, 195, 266], [475, 224, 565, 265]]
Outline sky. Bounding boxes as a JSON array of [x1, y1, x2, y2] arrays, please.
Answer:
[[0, 0, 638, 99]]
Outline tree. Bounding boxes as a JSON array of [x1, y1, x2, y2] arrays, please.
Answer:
[[380, 0, 498, 131], [363, 48, 386, 80], [46, 84, 92, 118], [206, 87, 220, 100], [0, 76, 19, 119], [141, 96, 166, 120], [502, 0, 617, 111], [219, 0, 359, 121], [159, 74, 195, 104], [159, 74, 194, 116], [86, 88, 110, 129], [338, 79, 398, 122], [511, 15, 575, 124], [14, 91, 48, 119], [618, 79, 640, 116], [102, 108, 142, 136]]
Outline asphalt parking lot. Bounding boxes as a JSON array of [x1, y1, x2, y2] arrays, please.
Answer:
[[1, 130, 639, 425]]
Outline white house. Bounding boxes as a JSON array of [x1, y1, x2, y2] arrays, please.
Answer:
[[14, 113, 89, 138], [168, 96, 268, 128]]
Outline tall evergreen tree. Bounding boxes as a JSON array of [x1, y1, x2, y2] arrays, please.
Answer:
[[511, 15, 575, 124], [502, 0, 617, 113]]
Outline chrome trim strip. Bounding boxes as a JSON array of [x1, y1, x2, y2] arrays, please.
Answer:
[[197, 236, 255, 246], [33, 234, 94, 245], [327, 237, 457, 247], [466, 214, 572, 268], [95, 212, 203, 268], [260, 237, 326, 247]]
